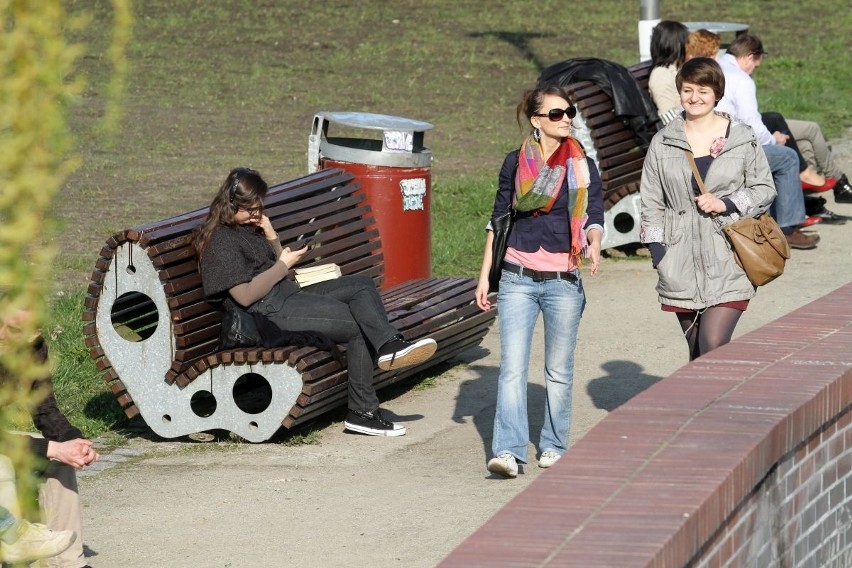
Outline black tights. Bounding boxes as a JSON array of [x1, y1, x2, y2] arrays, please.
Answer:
[[675, 306, 743, 361]]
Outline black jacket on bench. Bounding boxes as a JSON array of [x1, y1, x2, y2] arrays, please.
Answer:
[[537, 57, 660, 150]]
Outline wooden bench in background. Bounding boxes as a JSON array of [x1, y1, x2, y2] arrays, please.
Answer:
[[561, 60, 656, 250], [83, 168, 496, 442]]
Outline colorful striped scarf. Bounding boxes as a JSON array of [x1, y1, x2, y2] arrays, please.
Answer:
[[514, 136, 590, 263]]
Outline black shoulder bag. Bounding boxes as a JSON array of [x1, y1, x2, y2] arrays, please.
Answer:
[[488, 209, 513, 292], [219, 304, 261, 349], [487, 155, 520, 292]]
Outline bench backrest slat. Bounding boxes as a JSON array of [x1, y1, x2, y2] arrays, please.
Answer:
[[557, 60, 657, 208]]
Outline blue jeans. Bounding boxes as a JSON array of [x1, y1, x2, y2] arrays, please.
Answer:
[[0, 505, 15, 537], [492, 267, 585, 463], [763, 143, 805, 229], [255, 275, 399, 413]]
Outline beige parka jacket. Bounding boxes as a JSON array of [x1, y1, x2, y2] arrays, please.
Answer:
[[640, 112, 777, 310]]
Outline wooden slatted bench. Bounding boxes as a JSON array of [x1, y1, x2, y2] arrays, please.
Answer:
[[557, 60, 657, 249], [83, 168, 496, 442]]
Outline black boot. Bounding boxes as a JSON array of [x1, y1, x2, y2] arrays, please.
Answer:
[[805, 194, 849, 224], [834, 174, 852, 204]]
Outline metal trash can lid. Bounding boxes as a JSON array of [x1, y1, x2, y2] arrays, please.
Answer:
[[309, 112, 434, 171], [315, 112, 434, 133]]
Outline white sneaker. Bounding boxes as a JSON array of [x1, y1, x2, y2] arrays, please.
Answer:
[[538, 450, 561, 468], [377, 336, 437, 371], [487, 452, 518, 478], [0, 521, 76, 564], [343, 408, 406, 437]]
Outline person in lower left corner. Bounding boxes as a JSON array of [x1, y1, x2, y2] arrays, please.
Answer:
[[475, 85, 604, 478], [1, 312, 100, 568], [640, 58, 776, 361], [0, 504, 77, 565]]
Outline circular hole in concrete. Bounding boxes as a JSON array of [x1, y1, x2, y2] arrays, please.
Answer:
[[233, 373, 272, 415], [162, 414, 171, 423], [126, 265, 137, 275], [613, 212, 635, 234], [190, 390, 217, 418], [111, 291, 158, 341], [249, 422, 258, 430]]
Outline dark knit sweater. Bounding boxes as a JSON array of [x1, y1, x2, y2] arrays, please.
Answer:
[[1, 338, 84, 459], [200, 225, 280, 301], [198, 225, 343, 362]]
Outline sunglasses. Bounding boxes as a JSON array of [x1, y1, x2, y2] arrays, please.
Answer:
[[534, 106, 577, 121], [239, 205, 263, 216]]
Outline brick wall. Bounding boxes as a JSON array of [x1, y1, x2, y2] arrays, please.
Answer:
[[694, 410, 851, 568], [440, 282, 852, 568]]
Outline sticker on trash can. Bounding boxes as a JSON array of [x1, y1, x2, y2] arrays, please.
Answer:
[[400, 178, 426, 211], [384, 130, 414, 153]]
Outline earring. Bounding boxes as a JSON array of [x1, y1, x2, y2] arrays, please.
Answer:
[[533, 127, 541, 142]]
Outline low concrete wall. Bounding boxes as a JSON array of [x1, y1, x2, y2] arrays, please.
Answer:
[[441, 282, 852, 567]]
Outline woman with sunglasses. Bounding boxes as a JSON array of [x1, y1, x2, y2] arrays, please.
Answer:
[[640, 58, 776, 361], [194, 168, 437, 437], [475, 86, 604, 478]]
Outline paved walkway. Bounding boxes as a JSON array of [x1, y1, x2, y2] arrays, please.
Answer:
[[76, 134, 852, 567]]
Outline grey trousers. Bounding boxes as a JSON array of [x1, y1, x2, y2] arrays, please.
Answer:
[[0, 450, 87, 568], [787, 119, 843, 179]]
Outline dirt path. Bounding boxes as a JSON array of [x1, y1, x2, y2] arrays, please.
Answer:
[[76, 138, 852, 567]]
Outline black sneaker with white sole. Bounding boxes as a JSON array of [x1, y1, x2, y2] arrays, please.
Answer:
[[344, 408, 406, 437], [376, 335, 437, 371]]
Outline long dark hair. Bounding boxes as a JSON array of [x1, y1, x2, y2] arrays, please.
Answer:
[[193, 167, 267, 260], [651, 20, 689, 68]]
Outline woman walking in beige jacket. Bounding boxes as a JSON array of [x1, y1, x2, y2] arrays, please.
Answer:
[[640, 58, 776, 360]]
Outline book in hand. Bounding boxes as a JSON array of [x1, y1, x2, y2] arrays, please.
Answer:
[[294, 263, 342, 287]]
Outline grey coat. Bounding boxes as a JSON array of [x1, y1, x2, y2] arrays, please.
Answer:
[[639, 113, 776, 310]]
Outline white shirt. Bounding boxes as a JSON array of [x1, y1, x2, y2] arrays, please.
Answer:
[[716, 53, 775, 146]]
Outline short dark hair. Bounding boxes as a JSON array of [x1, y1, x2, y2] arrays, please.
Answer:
[[650, 20, 690, 68], [676, 57, 726, 102], [726, 34, 767, 58]]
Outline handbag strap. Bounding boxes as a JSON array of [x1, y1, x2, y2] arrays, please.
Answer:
[[683, 148, 726, 227], [683, 149, 708, 195]]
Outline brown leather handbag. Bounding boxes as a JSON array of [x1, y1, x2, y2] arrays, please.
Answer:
[[685, 150, 789, 286]]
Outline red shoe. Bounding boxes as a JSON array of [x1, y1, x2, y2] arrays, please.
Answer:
[[800, 215, 822, 227], [802, 177, 836, 192]]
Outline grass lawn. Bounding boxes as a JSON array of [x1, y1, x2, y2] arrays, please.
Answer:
[[28, 0, 852, 437]]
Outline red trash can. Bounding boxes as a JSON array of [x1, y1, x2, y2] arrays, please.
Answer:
[[308, 112, 434, 289]]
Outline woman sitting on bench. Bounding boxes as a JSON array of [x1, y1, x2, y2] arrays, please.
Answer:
[[193, 167, 437, 437]]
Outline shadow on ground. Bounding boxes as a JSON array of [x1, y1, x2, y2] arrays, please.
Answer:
[[586, 360, 664, 411]]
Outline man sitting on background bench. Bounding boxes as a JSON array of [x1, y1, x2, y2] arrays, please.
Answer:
[[715, 34, 821, 250]]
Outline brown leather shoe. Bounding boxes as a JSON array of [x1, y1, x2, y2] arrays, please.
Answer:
[[785, 228, 819, 250]]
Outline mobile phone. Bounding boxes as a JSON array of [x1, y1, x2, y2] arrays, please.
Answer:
[[292, 237, 315, 250]]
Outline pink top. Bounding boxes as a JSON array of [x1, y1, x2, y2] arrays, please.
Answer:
[[505, 246, 577, 272]]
